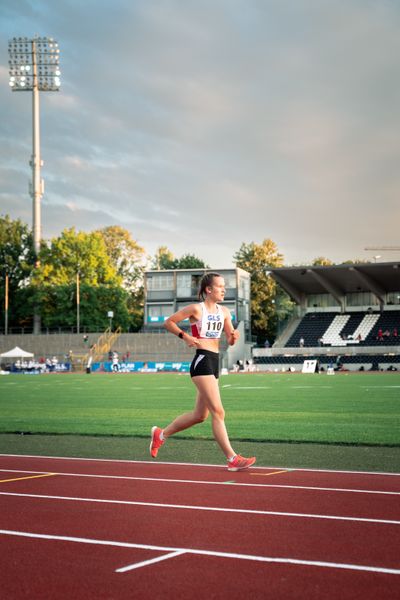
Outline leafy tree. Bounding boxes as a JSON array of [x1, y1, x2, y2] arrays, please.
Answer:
[[0, 215, 35, 329], [341, 259, 370, 265], [176, 254, 208, 269], [312, 257, 334, 266], [152, 246, 176, 270], [152, 246, 208, 270], [96, 226, 146, 291], [27, 228, 129, 331], [96, 226, 147, 332], [36, 227, 120, 286], [234, 239, 285, 341]]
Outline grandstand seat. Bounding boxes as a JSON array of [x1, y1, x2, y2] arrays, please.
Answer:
[[285, 311, 400, 348]]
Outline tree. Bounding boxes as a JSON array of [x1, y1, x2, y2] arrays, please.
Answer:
[[152, 246, 176, 270], [0, 215, 35, 330], [37, 227, 120, 286], [176, 254, 208, 269], [96, 226, 147, 332], [28, 228, 128, 331], [96, 226, 146, 292], [152, 247, 208, 270], [234, 239, 285, 341], [312, 257, 334, 266]]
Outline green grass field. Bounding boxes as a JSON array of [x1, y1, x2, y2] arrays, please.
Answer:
[[1, 371, 399, 446]]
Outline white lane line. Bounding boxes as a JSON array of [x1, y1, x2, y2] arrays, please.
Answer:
[[116, 550, 185, 573], [0, 469, 399, 496], [0, 529, 399, 576], [0, 491, 399, 525], [0, 454, 399, 477]]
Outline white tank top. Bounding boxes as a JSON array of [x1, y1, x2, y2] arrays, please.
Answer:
[[191, 302, 225, 339]]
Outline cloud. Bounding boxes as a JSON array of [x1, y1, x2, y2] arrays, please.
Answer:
[[1, 0, 400, 268]]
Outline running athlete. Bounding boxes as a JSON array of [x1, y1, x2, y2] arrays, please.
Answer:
[[149, 272, 256, 471]]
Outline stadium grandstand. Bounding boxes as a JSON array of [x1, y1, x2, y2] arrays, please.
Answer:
[[253, 262, 400, 372]]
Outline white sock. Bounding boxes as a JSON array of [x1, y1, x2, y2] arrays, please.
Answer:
[[160, 431, 165, 441]]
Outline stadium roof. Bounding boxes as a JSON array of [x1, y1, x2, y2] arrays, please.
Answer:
[[269, 262, 400, 305]]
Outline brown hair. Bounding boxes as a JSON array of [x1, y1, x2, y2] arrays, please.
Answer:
[[198, 272, 221, 301]]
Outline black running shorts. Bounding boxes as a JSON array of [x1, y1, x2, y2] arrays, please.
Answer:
[[190, 349, 220, 379]]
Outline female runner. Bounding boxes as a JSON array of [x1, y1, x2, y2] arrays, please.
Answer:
[[150, 272, 256, 471]]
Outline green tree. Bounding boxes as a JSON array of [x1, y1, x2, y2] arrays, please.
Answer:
[[312, 257, 334, 266], [0, 215, 35, 330], [28, 228, 129, 331], [152, 246, 176, 269], [152, 247, 208, 270], [176, 254, 208, 269], [37, 227, 119, 286], [96, 226, 146, 332], [234, 239, 285, 341], [96, 226, 146, 291]]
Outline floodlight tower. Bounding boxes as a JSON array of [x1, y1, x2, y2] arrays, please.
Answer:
[[8, 36, 61, 332]]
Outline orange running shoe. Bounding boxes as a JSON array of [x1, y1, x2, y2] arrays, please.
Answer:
[[150, 426, 164, 458], [227, 454, 256, 471]]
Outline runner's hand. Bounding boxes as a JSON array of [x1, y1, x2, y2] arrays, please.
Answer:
[[184, 335, 201, 348], [228, 329, 240, 346]]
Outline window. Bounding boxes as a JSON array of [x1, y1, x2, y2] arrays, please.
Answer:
[[346, 292, 379, 307], [306, 294, 339, 307], [147, 304, 173, 322], [387, 292, 400, 305], [147, 273, 174, 291], [176, 273, 192, 297]]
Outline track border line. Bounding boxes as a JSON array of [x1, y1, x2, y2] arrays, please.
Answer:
[[0, 454, 399, 476], [1, 490, 400, 525], [1, 468, 399, 496], [1, 529, 399, 576]]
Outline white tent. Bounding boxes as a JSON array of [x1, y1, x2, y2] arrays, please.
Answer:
[[0, 346, 34, 359]]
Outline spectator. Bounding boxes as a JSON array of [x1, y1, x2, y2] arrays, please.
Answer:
[[112, 351, 119, 372], [264, 339, 270, 348], [377, 329, 383, 341], [299, 337, 304, 348]]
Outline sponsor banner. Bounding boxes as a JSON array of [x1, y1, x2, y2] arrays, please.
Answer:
[[91, 361, 191, 373], [10, 363, 71, 374]]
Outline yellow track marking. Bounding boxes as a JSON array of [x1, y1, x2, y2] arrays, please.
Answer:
[[250, 469, 291, 477], [0, 473, 57, 484]]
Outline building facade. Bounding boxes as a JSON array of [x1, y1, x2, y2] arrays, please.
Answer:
[[144, 268, 251, 340]]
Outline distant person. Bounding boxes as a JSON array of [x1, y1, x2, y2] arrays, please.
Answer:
[[150, 272, 256, 472], [112, 351, 119, 372], [264, 339, 270, 348], [299, 337, 304, 348]]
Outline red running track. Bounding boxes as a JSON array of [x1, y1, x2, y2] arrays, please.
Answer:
[[0, 454, 399, 599]]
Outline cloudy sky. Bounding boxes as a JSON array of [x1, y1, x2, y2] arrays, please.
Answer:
[[1, 0, 400, 268]]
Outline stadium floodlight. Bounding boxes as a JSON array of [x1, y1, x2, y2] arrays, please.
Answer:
[[8, 37, 61, 92], [8, 36, 61, 333]]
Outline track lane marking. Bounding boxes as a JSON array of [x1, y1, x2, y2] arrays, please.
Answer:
[[1, 529, 399, 576], [1, 454, 399, 476], [0, 469, 398, 495], [250, 469, 292, 477], [116, 550, 185, 573], [1, 491, 399, 525], [0, 473, 56, 484]]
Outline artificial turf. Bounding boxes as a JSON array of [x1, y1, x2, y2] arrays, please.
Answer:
[[0, 371, 399, 446]]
